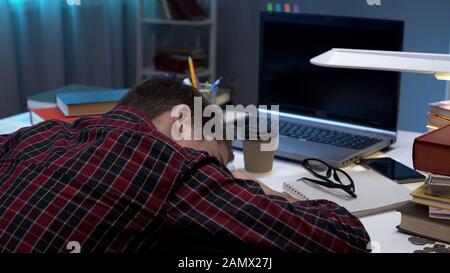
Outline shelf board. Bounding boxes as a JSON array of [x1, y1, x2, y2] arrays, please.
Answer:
[[141, 67, 212, 78], [141, 18, 213, 26]]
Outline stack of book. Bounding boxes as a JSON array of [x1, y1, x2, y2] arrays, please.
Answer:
[[397, 126, 450, 243], [160, 0, 208, 20], [427, 100, 450, 132], [153, 47, 207, 75], [27, 85, 127, 125]]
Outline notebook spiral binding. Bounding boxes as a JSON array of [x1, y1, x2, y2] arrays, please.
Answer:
[[283, 182, 310, 201]]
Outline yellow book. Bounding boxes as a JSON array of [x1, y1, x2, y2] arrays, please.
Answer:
[[411, 184, 450, 210]]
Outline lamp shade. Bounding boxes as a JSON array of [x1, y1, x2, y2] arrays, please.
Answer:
[[310, 48, 450, 80]]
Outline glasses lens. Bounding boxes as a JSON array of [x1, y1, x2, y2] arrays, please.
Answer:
[[305, 159, 330, 176], [332, 170, 353, 187]]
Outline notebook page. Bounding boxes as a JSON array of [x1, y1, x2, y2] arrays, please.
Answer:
[[263, 169, 412, 217]]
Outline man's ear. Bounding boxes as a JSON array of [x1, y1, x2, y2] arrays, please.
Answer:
[[152, 111, 178, 138], [170, 104, 192, 141]]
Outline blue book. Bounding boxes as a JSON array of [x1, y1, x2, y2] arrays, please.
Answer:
[[27, 84, 109, 109], [56, 89, 128, 117]]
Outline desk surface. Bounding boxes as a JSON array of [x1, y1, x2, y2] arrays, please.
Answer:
[[231, 131, 441, 253], [0, 113, 446, 253]]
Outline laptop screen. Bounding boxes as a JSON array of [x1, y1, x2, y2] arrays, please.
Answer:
[[258, 13, 404, 131]]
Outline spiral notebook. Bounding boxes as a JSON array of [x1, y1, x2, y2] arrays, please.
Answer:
[[281, 170, 412, 217]]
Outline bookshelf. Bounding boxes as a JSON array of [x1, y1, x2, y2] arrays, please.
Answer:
[[141, 66, 212, 79], [136, 0, 218, 83], [141, 18, 214, 26]]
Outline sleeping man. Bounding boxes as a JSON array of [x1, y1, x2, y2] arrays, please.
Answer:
[[0, 77, 370, 253]]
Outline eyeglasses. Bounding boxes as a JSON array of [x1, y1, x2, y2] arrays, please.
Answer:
[[298, 158, 357, 198]]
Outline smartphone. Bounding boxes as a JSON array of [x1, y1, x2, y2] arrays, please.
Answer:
[[361, 157, 426, 184]]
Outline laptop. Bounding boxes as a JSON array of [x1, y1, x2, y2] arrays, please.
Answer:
[[234, 13, 404, 168]]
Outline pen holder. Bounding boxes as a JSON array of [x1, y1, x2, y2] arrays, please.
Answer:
[[198, 83, 217, 104]]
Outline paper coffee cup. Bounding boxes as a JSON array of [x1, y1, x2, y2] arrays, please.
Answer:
[[243, 139, 276, 173]]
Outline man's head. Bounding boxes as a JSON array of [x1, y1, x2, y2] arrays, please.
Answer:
[[119, 77, 234, 165]]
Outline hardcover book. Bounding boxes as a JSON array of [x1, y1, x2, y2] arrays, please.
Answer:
[[430, 100, 450, 119], [410, 183, 450, 210], [26, 84, 108, 109], [413, 125, 450, 176], [56, 89, 128, 117], [169, 0, 207, 20], [397, 202, 450, 245], [30, 107, 100, 125], [428, 113, 450, 128]]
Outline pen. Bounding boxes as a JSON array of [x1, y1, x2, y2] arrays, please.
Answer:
[[188, 56, 198, 89], [183, 78, 192, 86], [211, 77, 223, 90]]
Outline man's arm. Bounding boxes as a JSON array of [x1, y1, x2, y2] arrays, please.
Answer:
[[166, 161, 371, 253], [0, 134, 8, 155], [232, 171, 299, 202]]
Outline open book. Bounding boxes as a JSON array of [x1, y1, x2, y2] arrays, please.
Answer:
[[261, 169, 412, 218]]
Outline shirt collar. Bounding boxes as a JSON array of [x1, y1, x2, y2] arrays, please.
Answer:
[[103, 105, 156, 129]]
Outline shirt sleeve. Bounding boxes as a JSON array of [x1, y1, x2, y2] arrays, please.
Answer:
[[0, 134, 8, 154], [165, 159, 371, 253]]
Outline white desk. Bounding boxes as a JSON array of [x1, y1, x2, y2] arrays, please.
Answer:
[[231, 131, 443, 253], [0, 112, 32, 135], [0, 113, 445, 253]]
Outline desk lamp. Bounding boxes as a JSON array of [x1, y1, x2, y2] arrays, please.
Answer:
[[310, 48, 450, 80]]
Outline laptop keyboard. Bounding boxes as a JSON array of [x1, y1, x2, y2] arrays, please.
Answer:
[[279, 121, 382, 150]]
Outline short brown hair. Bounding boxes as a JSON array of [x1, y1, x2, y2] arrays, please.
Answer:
[[120, 77, 209, 119], [119, 77, 234, 162]]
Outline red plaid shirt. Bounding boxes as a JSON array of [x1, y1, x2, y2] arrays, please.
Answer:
[[0, 105, 370, 253]]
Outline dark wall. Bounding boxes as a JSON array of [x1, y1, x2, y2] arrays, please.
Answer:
[[217, 0, 450, 132]]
